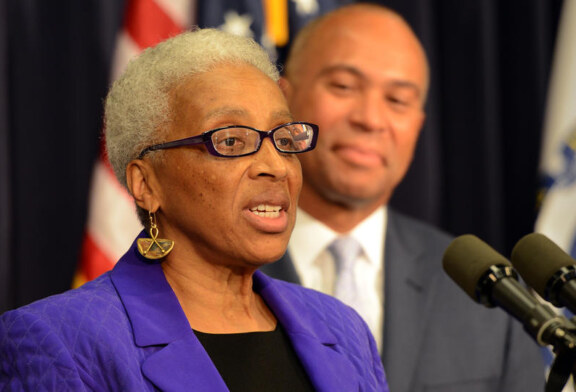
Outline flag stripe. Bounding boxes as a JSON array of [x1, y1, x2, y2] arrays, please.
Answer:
[[79, 233, 117, 281], [125, 0, 184, 49], [87, 160, 140, 258], [110, 32, 141, 81], [155, 0, 194, 28]]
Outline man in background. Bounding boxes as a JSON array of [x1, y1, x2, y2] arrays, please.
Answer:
[[262, 3, 544, 391]]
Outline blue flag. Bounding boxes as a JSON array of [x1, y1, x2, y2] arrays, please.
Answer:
[[535, 0, 576, 259], [535, 1, 576, 390], [196, 0, 352, 65]]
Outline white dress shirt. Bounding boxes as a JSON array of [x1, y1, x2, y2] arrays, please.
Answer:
[[288, 207, 387, 351]]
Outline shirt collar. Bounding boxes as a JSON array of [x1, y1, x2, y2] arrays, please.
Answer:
[[288, 206, 387, 269], [351, 207, 387, 269], [288, 208, 336, 270]]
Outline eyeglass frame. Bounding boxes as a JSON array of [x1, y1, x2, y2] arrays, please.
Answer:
[[137, 121, 319, 159]]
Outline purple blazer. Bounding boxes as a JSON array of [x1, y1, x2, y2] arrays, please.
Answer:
[[0, 235, 388, 391]]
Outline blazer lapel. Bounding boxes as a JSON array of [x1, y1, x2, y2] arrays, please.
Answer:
[[254, 271, 360, 392], [141, 337, 229, 392], [383, 210, 439, 392], [111, 235, 229, 392], [111, 235, 362, 392]]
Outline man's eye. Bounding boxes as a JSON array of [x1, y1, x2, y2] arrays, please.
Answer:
[[277, 137, 294, 147], [330, 82, 353, 90], [389, 97, 407, 105]]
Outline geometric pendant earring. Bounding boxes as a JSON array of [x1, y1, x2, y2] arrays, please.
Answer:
[[137, 211, 175, 259]]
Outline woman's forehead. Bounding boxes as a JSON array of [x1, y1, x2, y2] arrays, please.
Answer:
[[169, 65, 290, 130]]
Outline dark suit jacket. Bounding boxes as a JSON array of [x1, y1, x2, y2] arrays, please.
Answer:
[[261, 209, 545, 392], [0, 234, 388, 392]]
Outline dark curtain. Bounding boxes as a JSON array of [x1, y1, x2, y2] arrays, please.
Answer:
[[388, 0, 562, 253], [0, 0, 563, 313], [1, 0, 125, 311], [0, 0, 11, 312]]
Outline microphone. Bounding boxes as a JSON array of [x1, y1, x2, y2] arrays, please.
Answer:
[[443, 234, 576, 349], [511, 232, 576, 314]]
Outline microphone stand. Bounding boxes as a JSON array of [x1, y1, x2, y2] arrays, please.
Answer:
[[547, 351, 576, 392], [545, 317, 576, 392]]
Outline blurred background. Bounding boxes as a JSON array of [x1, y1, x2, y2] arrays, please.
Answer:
[[0, 0, 570, 313]]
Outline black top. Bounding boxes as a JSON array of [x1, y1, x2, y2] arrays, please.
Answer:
[[194, 324, 316, 392]]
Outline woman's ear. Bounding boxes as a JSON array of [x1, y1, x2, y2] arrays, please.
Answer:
[[126, 160, 160, 213]]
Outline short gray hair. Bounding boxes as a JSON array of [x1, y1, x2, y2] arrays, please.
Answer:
[[105, 28, 280, 188]]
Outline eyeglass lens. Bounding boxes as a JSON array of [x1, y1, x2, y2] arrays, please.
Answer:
[[210, 123, 314, 156]]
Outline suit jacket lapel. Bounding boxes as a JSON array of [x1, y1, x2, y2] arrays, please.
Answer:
[[254, 271, 360, 392], [383, 210, 439, 392], [110, 234, 229, 392]]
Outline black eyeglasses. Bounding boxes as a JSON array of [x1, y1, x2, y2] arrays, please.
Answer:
[[138, 121, 319, 159]]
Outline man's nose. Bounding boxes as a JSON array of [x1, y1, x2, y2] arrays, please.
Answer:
[[350, 91, 390, 133]]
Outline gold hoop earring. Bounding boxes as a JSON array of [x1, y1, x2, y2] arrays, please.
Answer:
[[137, 211, 174, 259]]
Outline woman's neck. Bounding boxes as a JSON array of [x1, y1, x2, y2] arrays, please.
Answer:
[[161, 257, 277, 334]]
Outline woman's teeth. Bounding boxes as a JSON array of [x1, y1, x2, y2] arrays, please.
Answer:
[[250, 204, 281, 218]]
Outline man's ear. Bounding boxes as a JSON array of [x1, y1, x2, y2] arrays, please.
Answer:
[[417, 110, 426, 136], [278, 76, 293, 100], [126, 160, 160, 213]]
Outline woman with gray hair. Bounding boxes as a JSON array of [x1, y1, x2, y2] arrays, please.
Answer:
[[0, 28, 388, 391]]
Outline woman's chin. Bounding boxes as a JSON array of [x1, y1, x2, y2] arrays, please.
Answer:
[[247, 247, 287, 268]]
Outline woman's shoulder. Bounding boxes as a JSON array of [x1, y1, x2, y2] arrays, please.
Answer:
[[0, 273, 150, 390], [0, 272, 124, 338]]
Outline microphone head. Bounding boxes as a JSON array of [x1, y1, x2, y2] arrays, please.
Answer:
[[511, 232, 576, 300], [443, 234, 513, 304]]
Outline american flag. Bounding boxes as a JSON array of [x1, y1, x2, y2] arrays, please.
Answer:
[[73, 0, 194, 287]]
